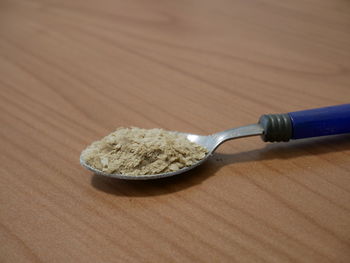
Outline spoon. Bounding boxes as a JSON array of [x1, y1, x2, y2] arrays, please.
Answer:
[[80, 104, 350, 180]]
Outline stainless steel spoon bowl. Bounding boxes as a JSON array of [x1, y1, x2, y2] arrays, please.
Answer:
[[80, 124, 263, 180]]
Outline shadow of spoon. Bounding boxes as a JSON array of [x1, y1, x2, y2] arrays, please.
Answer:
[[90, 134, 350, 197]]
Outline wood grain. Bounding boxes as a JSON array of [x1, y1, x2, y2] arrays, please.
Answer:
[[1, 0, 350, 262]]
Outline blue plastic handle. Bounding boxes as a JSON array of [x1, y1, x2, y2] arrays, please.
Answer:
[[288, 104, 350, 139]]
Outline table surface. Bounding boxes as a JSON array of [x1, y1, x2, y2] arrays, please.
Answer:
[[1, 0, 350, 262]]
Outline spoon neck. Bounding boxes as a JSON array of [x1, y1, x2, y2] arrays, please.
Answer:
[[212, 123, 264, 149]]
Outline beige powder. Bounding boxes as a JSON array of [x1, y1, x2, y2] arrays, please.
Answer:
[[81, 127, 208, 175]]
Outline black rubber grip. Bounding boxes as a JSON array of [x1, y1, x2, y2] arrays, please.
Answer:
[[259, 113, 292, 142]]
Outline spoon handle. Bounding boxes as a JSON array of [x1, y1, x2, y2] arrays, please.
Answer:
[[259, 104, 350, 142]]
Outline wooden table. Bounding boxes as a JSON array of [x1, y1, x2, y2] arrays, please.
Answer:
[[1, 0, 350, 262]]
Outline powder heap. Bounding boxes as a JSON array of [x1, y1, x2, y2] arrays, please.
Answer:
[[81, 127, 208, 176]]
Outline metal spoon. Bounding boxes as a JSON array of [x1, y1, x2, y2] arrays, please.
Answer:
[[80, 124, 263, 180], [80, 104, 350, 180]]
